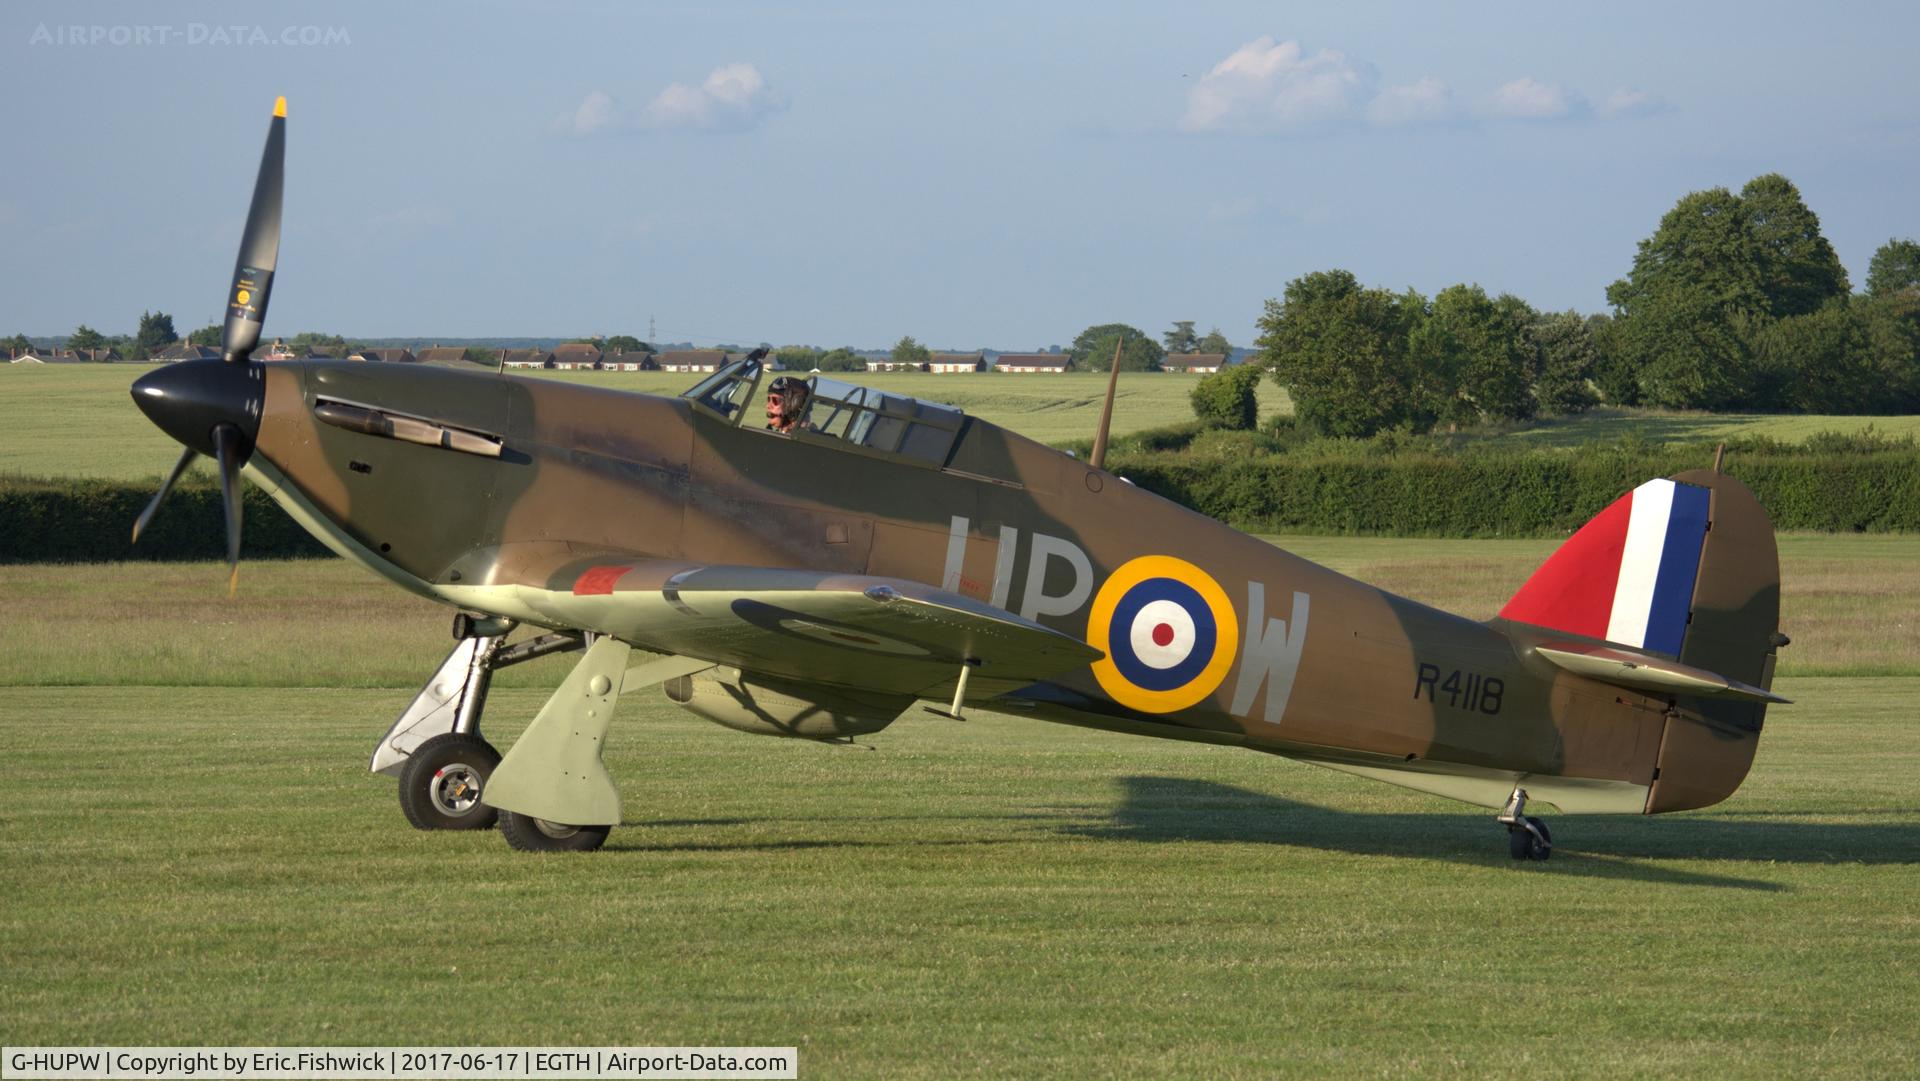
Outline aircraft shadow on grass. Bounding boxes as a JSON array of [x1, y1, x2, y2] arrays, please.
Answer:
[[1060, 776, 1920, 892], [616, 777, 1916, 891]]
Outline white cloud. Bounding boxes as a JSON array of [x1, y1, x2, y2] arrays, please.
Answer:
[[1485, 77, 1586, 120], [557, 90, 621, 136], [1366, 77, 1454, 127], [554, 63, 785, 136], [1599, 88, 1669, 118], [1180, 40, 1647, 136], [1181, 37, 1375, 134], [642, 62, 783, 130]]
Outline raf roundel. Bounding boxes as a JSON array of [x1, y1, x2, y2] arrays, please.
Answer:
[[1087, 555, 1239, 714]]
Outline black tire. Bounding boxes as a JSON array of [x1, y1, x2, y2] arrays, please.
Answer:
[[1507, 817, 1553, 861], [1527, 816, 1553, 861], [398, 733, 501, 831], [1508, 824, 1533, 860], [500, 810, 611, 853]]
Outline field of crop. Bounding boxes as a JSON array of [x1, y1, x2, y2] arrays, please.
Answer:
[[2, 538, 1917, 1077], [0, 364, 1288, 481]]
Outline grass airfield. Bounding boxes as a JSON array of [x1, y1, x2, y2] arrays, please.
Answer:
[[3, 540, 1918, 1077]]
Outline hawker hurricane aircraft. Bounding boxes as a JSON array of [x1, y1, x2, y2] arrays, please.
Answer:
[[130, 100, 1788, 856]]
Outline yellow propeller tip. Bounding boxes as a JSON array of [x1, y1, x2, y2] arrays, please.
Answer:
[[274, 96, 287, 118], [228, 565, 240, 597]]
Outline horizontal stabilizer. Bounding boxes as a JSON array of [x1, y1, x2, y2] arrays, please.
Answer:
[[1533, 640, 1790, 705]]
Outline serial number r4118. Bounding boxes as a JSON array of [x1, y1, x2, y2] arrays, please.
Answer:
[[1414, 662, 1504, 715]]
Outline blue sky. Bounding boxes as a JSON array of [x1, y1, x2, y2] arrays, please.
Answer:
[[3, 1, 1916, 350]]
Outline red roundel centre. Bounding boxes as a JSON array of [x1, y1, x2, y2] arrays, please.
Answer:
[[1151, 622, 1176, 647]]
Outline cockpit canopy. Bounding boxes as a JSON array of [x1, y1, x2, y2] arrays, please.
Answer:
[[682, 358, 967, 467]]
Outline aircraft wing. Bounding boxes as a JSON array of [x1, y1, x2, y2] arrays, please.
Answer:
[[1532, 640, 1790, 705], [470, 558, 1104, 700]]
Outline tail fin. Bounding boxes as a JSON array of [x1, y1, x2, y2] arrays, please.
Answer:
[[1499, 476, 1712, 656], [1501, 470, 1784, 812]]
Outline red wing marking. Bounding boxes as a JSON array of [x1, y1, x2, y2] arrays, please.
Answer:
[[573, 564, 633, 596]]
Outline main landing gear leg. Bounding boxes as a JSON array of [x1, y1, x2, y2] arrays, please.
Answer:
[[373, 615, 589, 831], [1498, 785, 1553, 862], [482, 644, 714, 854]]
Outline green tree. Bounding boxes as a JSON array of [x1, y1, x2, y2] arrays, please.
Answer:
[[130, 311, 178, 361], [1197, 327, 1233, 356], [187, 324, 222, 346], [69, 325, 106, 352], [289, 331, 348, 356], [1587, 314, 1637, 405], [1606, 176, 1851, 409], [1867, 238, 1920, 297], [815, 347, 864, 372], [604, 334, 652, 354], [3, 333, 30, 357], [1070, 323, 1163, 372], [1754, 305, 1877, 413], [1528, 311, 1600, 415], [1740, 173, 1849, 317], [1256, 270, 1426, 437], [1162, 320, 1199, 354], [1851, 292, 1920, 410], [1606, 188, 1766, 408], [1189, 362, 1262, 430], [1406, 286, 1536, 425], [891, 335, 931, 368], [775, 344, 823, 370]]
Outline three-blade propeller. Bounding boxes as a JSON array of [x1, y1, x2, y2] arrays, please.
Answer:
[[128, 97, 285, 594]]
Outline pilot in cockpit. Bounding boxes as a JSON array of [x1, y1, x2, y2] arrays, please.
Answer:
[[764, 375, 815, 435]]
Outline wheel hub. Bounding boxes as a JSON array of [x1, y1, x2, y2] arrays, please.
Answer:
[[430, 765, 484, 816]]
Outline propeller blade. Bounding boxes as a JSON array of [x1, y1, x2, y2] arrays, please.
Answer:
[[131, 445, 199, 544], [221, 97, 286, 363], [212, 423, 246, 595]]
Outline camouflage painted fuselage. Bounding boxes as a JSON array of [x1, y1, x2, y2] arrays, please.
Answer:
[[245, 359, 1779, 815]]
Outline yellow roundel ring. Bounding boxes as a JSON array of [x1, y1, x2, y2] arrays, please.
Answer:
[[1087, 554, 1238, 714], [235, 288, 251, 306]]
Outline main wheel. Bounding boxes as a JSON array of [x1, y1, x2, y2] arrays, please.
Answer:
[[398, 733, 501, 831], [500, 810, 611, 853], [1507, 817, 1552, 861]]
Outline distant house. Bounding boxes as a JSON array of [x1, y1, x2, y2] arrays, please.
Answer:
[[927, 352, 986, 374], [75, 347, 122, 363], [867, 358, 928, 372], [655, 349, 729, 373], [993, 353, 1070, 374], [603, 349, 656, 372], [550, 343, 604, 370], [10, 346, 80, 364], [498, 348, 556, 370], [415, 346, 471, 365], [153, 341, 223, 363], [347, 347, 417, 364], [1162, 353, 1226, 374]]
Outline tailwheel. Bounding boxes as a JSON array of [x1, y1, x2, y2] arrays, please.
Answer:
[[398, 733, 501, 831], [1508, 816, 1553, 862], [500, 810, 611, 853]]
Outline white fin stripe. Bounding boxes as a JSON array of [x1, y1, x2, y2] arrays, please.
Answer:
[[1606, 479, 1675, 648]]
